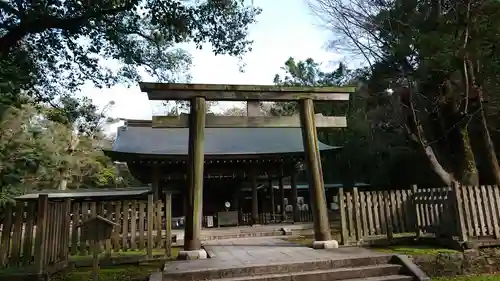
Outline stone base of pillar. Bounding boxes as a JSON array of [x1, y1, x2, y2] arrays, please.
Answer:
[[312, 240, 339, 249], [177, 249, 208, 260]]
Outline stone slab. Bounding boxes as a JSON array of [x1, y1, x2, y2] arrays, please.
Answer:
[[163, 237, 388, 274], [313, 240, 339, 249], [177, 249, 208, 260]]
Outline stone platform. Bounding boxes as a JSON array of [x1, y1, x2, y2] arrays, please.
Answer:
[[171, 223, 314, 244], [154, 237, 426, 281]]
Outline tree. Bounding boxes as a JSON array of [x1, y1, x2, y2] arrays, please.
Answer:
[[0, 105, 69, 204], [0, 97, 128, 203], [0, 0, 261, 107], [42, 95, 118, 190], [271, 57, 429, 186], [310, 0, 500, 186]]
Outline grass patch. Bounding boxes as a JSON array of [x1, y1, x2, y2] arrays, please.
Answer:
[[373, 245, 460, 256], [431, 275, 500, 281], [0, 264, 36, 275], [283, 236, 313, 247], [51, 264, 161, 281], [70, 249, 173, 261]]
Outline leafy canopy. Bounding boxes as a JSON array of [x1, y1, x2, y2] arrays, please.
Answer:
[[0, 0, 261, 105]]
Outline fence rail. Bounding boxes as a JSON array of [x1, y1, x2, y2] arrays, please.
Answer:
[[340, 185, 500, 245]]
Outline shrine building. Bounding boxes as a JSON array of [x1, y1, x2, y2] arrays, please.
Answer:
[[104, 120, 341, 224], [104, 82, 353, 257]]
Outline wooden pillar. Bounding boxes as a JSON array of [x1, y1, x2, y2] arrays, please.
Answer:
[[34, 194, 48, 274], [299, 98, 332, 242], [152, 165, 160, 201], [184, 97, 206, 251], [268, 179, 275, 222], [232, 185, 241, 225], [165, 191, 172, 257], [279, 176, 286, 222], [251, 173, 259, 225], [247, 101, 260, 116], [291, 174, 300, 223], [147, 194, 154, 258], [182, 189, 187, 217]]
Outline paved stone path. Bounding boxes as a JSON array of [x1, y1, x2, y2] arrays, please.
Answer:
[[163, 237, 385, 273]]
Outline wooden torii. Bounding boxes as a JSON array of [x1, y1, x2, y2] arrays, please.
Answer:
[[139, 83, 354, 257]]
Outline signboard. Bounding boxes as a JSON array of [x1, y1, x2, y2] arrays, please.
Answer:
[[217, 211, 239, 226]]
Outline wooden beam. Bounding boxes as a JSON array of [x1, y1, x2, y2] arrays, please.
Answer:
[[141, 83, 356, 93], [152, 114, 347, 128], [141, 83, 353, 101]]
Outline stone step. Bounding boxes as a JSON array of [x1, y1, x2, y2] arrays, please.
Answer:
[[201, 264, 405, 281], [149, 272, 162, 281], [163, 256, 394, 281]]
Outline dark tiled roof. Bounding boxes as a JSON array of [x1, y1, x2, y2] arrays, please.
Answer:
[[16, 188, 151, 200], [111, 126, 340, 156]]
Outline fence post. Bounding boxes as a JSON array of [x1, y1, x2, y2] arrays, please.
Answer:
[[338, 188, 348, 245], [384, 191, 393, 242], [352, 188, 363, 242], [452, 182, 468, 242], [0, 204, 13, 267], [61, 199, 71, 261], [412, 185, 421, 238], [165, 192, 172, 258], [34, 194, 49, 275], [147, 194, 154, 258]]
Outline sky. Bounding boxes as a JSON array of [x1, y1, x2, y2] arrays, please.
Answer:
[[80, 0, 343, 132]]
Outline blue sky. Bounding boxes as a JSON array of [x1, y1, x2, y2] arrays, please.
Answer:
[[81, 0, 342, 130]]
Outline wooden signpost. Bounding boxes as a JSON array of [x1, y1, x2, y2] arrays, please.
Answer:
[[77, 216, 118, 281]]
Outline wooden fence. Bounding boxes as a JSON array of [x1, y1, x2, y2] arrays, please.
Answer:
[[1, 194, 315, 270], [339, 185, 500, 245], [0, 195, 70, 274], [69, 195, 169, 256]]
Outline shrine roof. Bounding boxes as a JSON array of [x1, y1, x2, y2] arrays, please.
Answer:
[[105, 122, 340, 158], [16, 187, 151, 201]]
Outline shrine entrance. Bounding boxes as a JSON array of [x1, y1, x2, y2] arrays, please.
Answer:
[[105, 83, 353, 259]]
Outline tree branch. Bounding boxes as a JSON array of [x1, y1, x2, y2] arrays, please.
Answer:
[[0, 5, 133, 55]]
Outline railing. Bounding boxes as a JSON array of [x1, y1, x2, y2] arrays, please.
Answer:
[[0, 195, 70, 274], [69, 195, 168, 256], [339, 185, 500, 245]]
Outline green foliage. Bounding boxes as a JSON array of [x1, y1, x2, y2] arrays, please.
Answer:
[[0, 0, 261, 106], [312, 0, 500, 185], [272, 57, 431, 186], [0, 102, 135, 206], [51, 265, 161, 281], [373, 245, 459, 256]]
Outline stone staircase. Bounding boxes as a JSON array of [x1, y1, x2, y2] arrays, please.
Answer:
[[153, 255, 428, 281]]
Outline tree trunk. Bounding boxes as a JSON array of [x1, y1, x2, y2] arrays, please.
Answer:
[[58, 133, 80, 190], [478, 101, 500, 186], [422, 142, 454, 187], [403, 87, 454, 187], [455, 127, 479, 185]]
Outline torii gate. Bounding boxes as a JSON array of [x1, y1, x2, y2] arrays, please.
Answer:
[[139, 83, 354, 259]]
